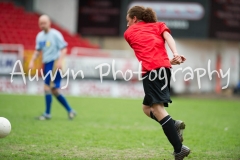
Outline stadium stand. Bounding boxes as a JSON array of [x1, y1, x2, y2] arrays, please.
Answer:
[[0, 2, 99, 53]]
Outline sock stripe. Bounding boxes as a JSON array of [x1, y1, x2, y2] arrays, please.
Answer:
[[161, 117, 172, 126]]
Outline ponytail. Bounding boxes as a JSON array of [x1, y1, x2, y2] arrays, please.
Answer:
[[142, 7, 157, 23]]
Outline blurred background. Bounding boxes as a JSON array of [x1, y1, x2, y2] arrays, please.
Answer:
[[0, 0, 240, 98]]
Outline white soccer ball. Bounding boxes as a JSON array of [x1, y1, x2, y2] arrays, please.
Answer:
[[0, 117, 11, 138]]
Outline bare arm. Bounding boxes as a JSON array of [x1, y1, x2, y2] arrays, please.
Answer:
[[55, 47, 67, 69], [59, 48, 67, 62], [163, 31, 186, 64], [163, 31, 178, 56], [31, 50, 40, 62], [29, 50, 40, 69]]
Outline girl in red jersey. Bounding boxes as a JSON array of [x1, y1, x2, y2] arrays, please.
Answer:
[[124, 6, 190, 160]]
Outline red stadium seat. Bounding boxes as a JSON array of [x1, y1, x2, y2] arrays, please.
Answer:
[[0, 2, 99, 52]]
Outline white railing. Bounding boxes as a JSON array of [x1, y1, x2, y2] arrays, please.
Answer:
[[0, 43, 24, 61], [0, 44, 24, 74]]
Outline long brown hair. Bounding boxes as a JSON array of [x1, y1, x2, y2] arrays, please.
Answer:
[[127, 6, 157, 23]]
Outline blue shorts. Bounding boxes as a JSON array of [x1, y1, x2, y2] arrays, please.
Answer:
[[43, 60, 61, 88]]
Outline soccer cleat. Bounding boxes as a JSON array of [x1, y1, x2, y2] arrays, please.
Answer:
[[68, 110, 76, 120], [175, 120, 185, 142], [173, 145, 191, 160], [36, 113, 51, 120]]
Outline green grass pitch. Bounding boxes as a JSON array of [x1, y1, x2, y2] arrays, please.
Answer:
[[0, 94, 240, 160]]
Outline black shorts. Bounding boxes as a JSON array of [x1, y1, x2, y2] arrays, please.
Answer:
[[142, 67, 172, 107]]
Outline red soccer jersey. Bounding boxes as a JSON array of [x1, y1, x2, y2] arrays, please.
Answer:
[[124, 21, 171, 73]]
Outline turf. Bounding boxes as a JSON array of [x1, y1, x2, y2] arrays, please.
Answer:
[[0, 94, 240, 160]]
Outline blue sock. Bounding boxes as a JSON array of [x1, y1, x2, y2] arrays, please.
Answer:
[[45, 93, 52, 115], [56, 94, 72, 112]]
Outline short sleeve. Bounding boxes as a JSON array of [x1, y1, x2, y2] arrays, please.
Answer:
[[55, 31, 67, 49], [124, 28, 132, 46], [159, 23, 171, 36], [35, 34, 41, 51], [124, 30, 129, 43]]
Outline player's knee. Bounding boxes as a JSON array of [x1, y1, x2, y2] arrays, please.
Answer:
[[142, 105, 150, 116], [44, 85, 51, 92], [151, 103, 166, 114], [51, 88, 59, 96]]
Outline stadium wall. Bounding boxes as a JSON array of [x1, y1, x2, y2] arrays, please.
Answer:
[[33, 0, 78, 34], [167, 40, 240, 93], [0, 78, 144, 98], [85, 37, 240, 93], [1, 43, 239, 96]]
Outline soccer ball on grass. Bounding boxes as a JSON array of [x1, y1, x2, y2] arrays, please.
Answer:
[[0, 117, 11, 138]]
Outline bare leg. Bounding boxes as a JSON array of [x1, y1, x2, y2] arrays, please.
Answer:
[[143, 104, 172, 122], [151, 103, 168, 121], [142, 105, 151, 117], [143, 103, 182, 153]]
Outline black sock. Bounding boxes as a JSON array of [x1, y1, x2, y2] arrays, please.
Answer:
[[150, 111, 176, 124], [159, 115, 182, 153], [172, 119, 176, 124]]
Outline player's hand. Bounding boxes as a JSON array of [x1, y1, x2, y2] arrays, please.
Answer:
[[170, 57, 180, 65], [173, 55, 182, 61], [28, 61, 34, 69], [180, 55, 186, 62], [171, 55, 182, 65], [171, 54, 186, 65], [56, 59, 62, 70]]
